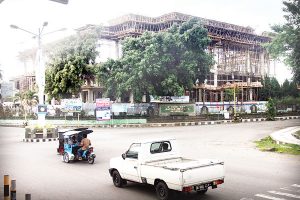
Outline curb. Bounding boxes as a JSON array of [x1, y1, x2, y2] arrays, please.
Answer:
[[23, 138, 58, 143], [1, 115, 299, 129], [270, 126, 300, 145]]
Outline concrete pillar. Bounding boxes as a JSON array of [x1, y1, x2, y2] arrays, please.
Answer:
[[129, 91, 134, 103], [215, 92, 218, 101], [249, 89, 253, 101], [273, 60, 276, 77], [247, 50, 251, 74], [199, 89, 202, 102], [214, 73, 218, 87], [220, 90, 224, 102], [115, 41, 120, 59], [79, 92, 83, 102], [88, 89, 93, 103], [142, 94, 146, 102], [260, 51, 265, 77]]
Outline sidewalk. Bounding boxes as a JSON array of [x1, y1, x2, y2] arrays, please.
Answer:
[[0, 116, 299, 128], [270, 126, 300, 145]]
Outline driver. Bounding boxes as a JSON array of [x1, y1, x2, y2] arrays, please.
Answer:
[[70, 135, 80, 155], [77, 133, 91, 160]]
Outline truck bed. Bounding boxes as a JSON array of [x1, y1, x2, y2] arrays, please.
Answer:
[[145, 157, 223, 171], [144, 157, 225, 186]]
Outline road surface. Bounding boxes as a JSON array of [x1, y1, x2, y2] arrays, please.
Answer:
[[0, 119, 300, 200]]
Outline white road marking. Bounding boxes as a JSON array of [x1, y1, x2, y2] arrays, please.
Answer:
[[292, 185, 300, 188], [281, 187, 300, 193], [240, 198, 254, 200], [268, 191, 300, 199], [255, 194, 286, 200]]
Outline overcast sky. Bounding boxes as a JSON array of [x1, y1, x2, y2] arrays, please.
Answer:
[[0, 0, 292, 83]]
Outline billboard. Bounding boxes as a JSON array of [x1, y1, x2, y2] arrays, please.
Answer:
[[61, 99, 82, 113], [95, 98, 111, 121], [150, 95, 189, 103]]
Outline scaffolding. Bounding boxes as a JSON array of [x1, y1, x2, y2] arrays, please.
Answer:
[[100, 12, 271, 102]]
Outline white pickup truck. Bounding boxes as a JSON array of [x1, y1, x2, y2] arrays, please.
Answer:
[[109, 138, 225, 200]]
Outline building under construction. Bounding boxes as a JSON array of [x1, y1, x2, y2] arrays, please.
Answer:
[[97, 12, 272, 103], [17, 12, 273, 104]]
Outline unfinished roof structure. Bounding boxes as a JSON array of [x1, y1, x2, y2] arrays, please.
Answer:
[[100, 12, 272, 102]]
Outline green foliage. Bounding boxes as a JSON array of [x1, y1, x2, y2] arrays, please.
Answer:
[[255, 136, 300, 155], [259, 76, 281, 100], [266, 0, 300, 84], [45, 26, 101, 99], [266, 98, 276, 120], [97, 19, 213, 102], [277, 96, 300, 105], [224, 88, 234, 101]]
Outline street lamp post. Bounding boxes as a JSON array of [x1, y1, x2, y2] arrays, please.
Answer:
[[10, 23, 65, 124]]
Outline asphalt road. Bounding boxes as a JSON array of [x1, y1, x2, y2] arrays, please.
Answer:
[[0, 119, 300, 200]]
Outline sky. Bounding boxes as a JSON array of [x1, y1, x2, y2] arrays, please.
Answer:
[[0, 0, 293, 84]]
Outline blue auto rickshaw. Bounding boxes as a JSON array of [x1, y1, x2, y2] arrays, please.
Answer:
[[62, 128, 96, 164]]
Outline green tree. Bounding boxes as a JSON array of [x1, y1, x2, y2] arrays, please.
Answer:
[[266, 0, 300, 84], [98, 19, 213, 102], [45, 26, 101, 99], [259, 76, 281, 100], [266, 98, 276, 121], [281, 79, 299, 97], [14, 90, 38, 118]]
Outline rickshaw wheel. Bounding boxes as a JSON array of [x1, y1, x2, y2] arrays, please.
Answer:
[[88, 156, 94, 164], [63, 153, 70, 163]]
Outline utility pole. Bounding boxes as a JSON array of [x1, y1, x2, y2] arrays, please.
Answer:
[[10, 23, 65, 124]]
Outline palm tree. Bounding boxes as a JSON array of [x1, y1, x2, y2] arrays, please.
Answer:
[[14, 91, 38, 119]]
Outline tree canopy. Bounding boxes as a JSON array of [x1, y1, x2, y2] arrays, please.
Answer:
[[97, 19, 214, 102], [266, 0, 300, 84], [45, 26, 101, 100]]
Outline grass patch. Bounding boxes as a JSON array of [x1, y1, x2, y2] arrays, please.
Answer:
[[294, 131, 300, 139], [255, 136, 300, 155]]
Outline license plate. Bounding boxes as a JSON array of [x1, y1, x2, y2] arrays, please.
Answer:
[[194, 183, 211, 191]]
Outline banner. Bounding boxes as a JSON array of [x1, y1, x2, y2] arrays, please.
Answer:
[[61, 99, 82, 113], [150, 95, 189, 103], [95, 98, 111, 121]]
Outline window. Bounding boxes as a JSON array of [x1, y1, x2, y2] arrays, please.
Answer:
[[150, 141, 171, 154], [126, 143, 141, 159]]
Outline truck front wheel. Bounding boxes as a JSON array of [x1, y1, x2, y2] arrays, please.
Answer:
[[155, 181, 169, 200], [112, 170, 124, 188]]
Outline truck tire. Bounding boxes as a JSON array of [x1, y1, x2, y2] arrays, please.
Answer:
[[112, 170, 124, 188], [155, 181, 169, 200]]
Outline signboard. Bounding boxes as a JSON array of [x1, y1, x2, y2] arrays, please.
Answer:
[[95, 98, 111, 121], [61, 99, 82, 112], [38, 104, 47, 114], [150, 96, 189, 103], [159, 104, 195, 116]]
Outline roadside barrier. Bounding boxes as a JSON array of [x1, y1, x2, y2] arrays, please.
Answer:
[[3, 175, 31, 200], [25, 194, 31, 200], [11, 180, 16, 200], [4, 175, 9, 200]]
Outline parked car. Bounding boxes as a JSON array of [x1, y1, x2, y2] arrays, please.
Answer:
[[109, 138, 225, 200]]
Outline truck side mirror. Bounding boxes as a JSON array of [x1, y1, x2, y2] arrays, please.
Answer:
[[122, 153, 126, 160]]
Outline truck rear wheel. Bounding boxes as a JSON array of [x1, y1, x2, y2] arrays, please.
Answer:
[[155, 181, 169, 200], [112, 170, 124, 188]]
